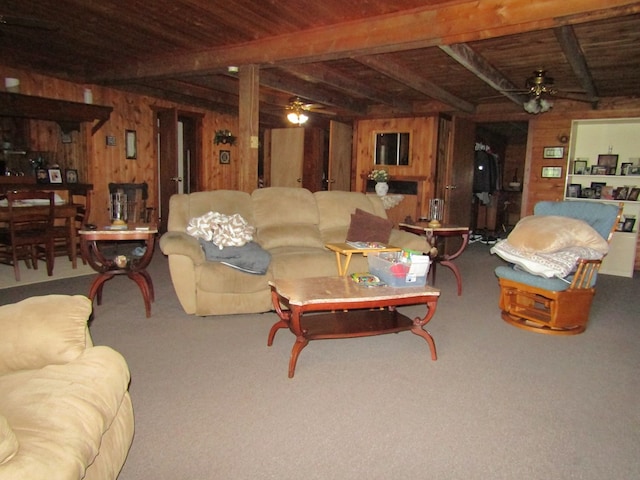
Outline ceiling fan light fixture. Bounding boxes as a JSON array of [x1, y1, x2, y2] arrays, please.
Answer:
[[287, 111, 308, 125], [523, 96, 553, 114]]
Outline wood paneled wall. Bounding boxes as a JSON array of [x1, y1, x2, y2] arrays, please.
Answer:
[[354, 116, 438, 223], [0, 66, 238, 226]]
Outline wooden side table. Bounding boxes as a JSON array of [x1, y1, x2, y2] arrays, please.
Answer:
[[79, 225, 157, 317], [399, 224, 470, 295], [325, 242, 402, 276]]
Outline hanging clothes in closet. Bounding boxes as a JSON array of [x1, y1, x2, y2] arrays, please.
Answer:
[[473, 142, 500, 205]]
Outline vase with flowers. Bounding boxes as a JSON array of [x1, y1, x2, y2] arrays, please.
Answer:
[[369, 169, 390, 196]]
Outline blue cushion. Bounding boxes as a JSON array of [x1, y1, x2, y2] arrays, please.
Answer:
[[495, 265, 572, 291]]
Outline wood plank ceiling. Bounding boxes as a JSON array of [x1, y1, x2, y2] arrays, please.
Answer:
[[1, 0, 639, 129]]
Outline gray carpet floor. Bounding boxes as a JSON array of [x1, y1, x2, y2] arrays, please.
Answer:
[[1, 243, 639, 479]]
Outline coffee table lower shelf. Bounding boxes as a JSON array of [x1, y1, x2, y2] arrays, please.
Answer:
[[268, 277, 440, 378]]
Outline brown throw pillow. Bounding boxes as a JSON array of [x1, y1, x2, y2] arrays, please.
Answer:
[[346, 208, 393, 243]]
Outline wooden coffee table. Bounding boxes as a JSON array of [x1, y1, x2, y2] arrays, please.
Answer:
[[268, 276, 441, 378]]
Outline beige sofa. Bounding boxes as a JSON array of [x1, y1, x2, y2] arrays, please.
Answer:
[[159, 187, 429, 316], [0, 295, 134, 480]]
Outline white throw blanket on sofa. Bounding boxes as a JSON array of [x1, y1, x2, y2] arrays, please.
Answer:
[[187, 211, 254, 248]]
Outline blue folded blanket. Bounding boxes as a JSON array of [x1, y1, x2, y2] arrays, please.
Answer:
[[199, 239, 271, 275]]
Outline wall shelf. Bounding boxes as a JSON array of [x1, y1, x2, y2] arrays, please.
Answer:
[[564, 118, 640, 277], [0, 92, 112, 134]]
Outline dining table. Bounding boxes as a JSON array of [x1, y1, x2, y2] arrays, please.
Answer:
[[0, 201, 81, 269]]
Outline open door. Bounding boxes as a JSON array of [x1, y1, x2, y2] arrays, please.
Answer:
[[437, 115, 475, 227], [328, 120, 352, 191], [158, 108, 179, 233]]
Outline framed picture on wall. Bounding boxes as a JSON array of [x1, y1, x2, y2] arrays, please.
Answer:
[[541, 166, 562, 178], [125, 130, 137, 159], [219, 150, 231, 164], [543, 146, 564, 159]]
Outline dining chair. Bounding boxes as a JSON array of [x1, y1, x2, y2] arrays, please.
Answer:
[[108, 182, 153, 223], [53, 186, 91, 264], [0, 191, 56, 281]]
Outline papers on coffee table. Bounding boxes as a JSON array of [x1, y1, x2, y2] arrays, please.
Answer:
[[345, 241, 387, 249]]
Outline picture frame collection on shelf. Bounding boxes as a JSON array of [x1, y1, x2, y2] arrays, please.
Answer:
[[567, 152, 640, 203], [571, 154, 640, 176]]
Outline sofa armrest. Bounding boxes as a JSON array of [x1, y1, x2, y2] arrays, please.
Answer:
[[159, 231, 205, 264], [0, 295, 92, 374]]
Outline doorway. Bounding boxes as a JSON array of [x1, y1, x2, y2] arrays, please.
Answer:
[[157, 109, 202, 232], [473, 121, 528, 239]]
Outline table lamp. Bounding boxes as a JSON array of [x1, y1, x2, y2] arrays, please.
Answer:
[[428, 198, 444, 228], [110, 193, 128, 226]]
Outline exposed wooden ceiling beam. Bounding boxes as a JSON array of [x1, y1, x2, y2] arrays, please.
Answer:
[[355, 55, 476, 113], [279, 64, 413, 112], [90, 0, 640, 82], [258, 69, 369, 115], [554, 25, 599, 107], [439, 43, 526, 106]]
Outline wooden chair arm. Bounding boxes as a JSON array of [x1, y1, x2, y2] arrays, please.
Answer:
[[569, 258, 602, 289]]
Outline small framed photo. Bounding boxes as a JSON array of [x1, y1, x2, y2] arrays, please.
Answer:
[[65, 169, 78, 184], [627, 165, 640, 176], [219, 150, 231, 164], [615, 186, 630, 200], [620, 162, 633, 175], [597, 154, 618, 174], [590, 182, 606, 198], [591, 165, 608, 175], [48, 168, 63, 184], [627, 187, 640, 201], [125, 130, 137, 159], [541, 166, 562, 178], [573, 160, 587, 175], [581, 187, 595, 199], [566, 184, 581, 198], [622, 217, 636, 232], [36, 168, 49, 184], [600, 185, 615, 200], [543, 146, 564, 159]]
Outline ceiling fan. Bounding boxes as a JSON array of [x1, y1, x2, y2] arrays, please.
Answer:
[[490, 69, 594, 114], [285, 97, 335, 124]]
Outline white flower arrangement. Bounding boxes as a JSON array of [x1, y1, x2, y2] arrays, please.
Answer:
[[368, 169, 390, 182]]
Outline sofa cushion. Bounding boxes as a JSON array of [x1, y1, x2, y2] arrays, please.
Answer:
[[256, 224, 324, 250], [346, 208, 393, 243], [0, 346, 130, 479], [198, 261, 271, 294], [0, 295, 91, 375], [252, 187, 320, 227], [269, 246, 346, 279], [252, 188, 324, 249], [0, 414, 18, 465], [507, 215, 609, 254]]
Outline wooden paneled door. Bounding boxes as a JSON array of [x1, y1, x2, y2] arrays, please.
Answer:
[[436, 115, 475, 228], [328, 120, 352, 191], [157, 109, 201, 233], [270, 127, 304, 188]]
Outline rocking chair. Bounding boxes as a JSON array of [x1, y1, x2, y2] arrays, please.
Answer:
[[494, 201, 621, 335]]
